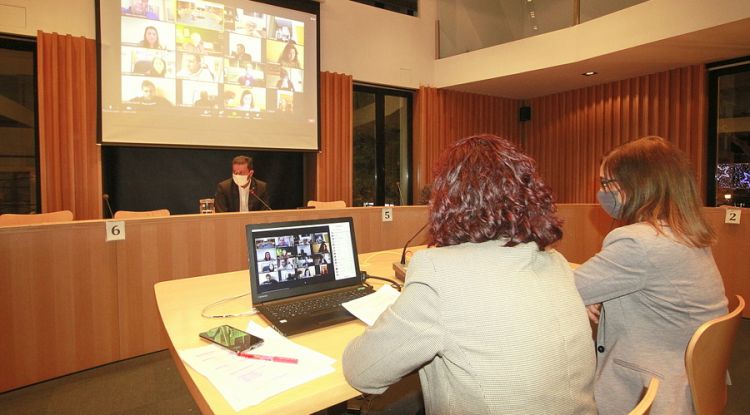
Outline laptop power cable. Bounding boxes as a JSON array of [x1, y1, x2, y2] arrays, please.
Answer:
[[361, 271, 402, 291]]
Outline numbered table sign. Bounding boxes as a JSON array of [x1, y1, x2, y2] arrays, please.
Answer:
[[382, 207, 393, 222], [725, 209, 741, 225], [106, 220, 126, 241]]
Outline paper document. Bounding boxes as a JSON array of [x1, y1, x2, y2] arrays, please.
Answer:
[[179, 322, 335, 411], [244, 321, 336, 366], [342, 284, 401, 326]]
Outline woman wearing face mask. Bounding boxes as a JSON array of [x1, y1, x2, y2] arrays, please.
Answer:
[[574, 136, 727, 415]]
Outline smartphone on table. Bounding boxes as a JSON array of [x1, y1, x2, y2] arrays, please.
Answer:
[[199, 325, 264, 353]]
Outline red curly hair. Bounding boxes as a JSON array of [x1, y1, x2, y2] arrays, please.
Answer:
[[429, 134, 562, 250]]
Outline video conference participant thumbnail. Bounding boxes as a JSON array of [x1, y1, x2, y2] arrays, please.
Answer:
[[176, 0, 225, 31], [122, 0, 166, 21], [123, 77, 175, 107], [121, 17, 176, 49], [122, 47, 174, 77], [176, 52, 219, 82], [179, 80, 219, 108], [266, 40, 303, 69], [175, 25, 225, 55]]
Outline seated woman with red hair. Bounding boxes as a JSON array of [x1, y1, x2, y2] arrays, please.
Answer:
[[343, 134, 596, 414]]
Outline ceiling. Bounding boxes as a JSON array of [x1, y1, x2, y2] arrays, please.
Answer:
[[443, 16, 750, 99]]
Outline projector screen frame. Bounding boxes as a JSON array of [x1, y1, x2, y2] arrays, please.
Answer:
[[95, 0, 321, 152]]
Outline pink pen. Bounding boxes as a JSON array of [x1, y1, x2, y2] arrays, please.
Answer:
[[237, 352, 298, 364]]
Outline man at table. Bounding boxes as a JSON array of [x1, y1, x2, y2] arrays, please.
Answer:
[[214, 155, 269, 212]]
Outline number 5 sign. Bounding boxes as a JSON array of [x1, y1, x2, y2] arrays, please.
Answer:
[[105, 220, 126, 241]]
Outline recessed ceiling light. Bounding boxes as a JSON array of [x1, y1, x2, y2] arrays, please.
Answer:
[[582, 71, 598, 76]]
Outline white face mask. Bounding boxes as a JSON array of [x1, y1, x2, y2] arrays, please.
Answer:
[[233, 174, 249, 187], [597, 189, 623, 219]]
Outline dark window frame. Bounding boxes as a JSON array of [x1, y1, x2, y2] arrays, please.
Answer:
[[706, 57, 750, 206], [352, 83, 413, 206], [0, 33, 40, 214]]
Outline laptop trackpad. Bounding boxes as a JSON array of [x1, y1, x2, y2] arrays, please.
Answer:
[[310, 308, 354, 326]]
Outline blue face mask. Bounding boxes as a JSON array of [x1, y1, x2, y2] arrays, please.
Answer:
[[597, 190, 622, 219]]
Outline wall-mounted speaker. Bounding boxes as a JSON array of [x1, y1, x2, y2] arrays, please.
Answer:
[[519, 106, 532, 122]]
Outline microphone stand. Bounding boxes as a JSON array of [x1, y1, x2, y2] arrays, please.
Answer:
[[249, 189, 272, 211], [393, 222, 428, 280], [102, 194, 114, 218]]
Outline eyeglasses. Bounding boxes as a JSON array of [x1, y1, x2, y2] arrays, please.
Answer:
[[600, 177, 617, 188]]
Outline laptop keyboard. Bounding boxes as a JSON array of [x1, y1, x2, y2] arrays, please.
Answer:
[[265, 286, 373, 319]]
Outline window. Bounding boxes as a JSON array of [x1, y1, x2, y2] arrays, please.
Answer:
[[353, 84, 412, 207], [708, 59, 750, 207], [0, 35, 38, 214]]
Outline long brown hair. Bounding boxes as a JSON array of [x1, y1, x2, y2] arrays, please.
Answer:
[[602, 136, 714, 247], [429, 134, 562, 249]]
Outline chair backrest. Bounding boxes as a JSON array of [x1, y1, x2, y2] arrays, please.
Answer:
[[0, 210, 74, 226], [306, 200, 346, 209], [113, 209, 171, 219], [628, 377, 660, 415], [685, 295, 746, 415]]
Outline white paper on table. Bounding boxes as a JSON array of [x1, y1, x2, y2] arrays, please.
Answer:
[[342, 284, 401, 326], [245, 321, 336, 367], [179, 323, 336, 412]]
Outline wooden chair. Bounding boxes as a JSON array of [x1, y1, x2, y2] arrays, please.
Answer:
[[628, 377, 660, 415], [685, 295, 746, 415], [0, 210, 74, 226], [113, 209, 171, 219], [306, 200, 346, 209]]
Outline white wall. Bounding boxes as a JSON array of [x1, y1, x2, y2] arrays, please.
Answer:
[[0, 0, 95, 38], [0, 0, 436, 89], [2, 0, 749, 91], [434, 0, 750, 88], [319, 0, 435, 89]]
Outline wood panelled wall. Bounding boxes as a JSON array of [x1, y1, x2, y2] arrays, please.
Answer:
[[0, 207, 429, 392], [37, 31, 102, 220], [312, 72, 354, 205], [413, 87, 521, 200], [523, 65, 707, 203], [3, 205, 748, 391]]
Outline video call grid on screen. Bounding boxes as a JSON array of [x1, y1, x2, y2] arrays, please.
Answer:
[[99, 0, 319, 150], [250, 222, 359, 295]]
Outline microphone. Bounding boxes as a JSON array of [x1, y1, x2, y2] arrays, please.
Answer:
[[396, 181, 404, 205], [249, 189, 272, 211], [400, 222, 428, 265], [393, 222, 428, 281], [103, 193, 114, 218]]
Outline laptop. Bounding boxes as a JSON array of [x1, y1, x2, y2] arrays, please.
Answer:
[[246, 217, 374, 336]]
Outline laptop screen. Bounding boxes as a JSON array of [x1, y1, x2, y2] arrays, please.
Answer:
[[246, 217, 363, 304]]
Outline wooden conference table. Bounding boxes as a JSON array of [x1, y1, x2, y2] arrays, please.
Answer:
[[155, 247, 410, 415]]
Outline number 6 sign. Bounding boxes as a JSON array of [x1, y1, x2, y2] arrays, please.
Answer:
[[106, 220, 126, 241]]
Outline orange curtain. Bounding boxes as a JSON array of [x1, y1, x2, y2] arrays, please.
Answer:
[[414, 87, 521, 199], [37, 31, 102, 220], [314, 72, 353, 205], [524, 65, 706, 203]]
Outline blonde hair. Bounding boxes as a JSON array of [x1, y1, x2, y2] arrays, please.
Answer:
[[602, 136, 714, 247]]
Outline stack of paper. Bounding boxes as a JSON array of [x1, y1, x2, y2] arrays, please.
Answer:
[[342, 284, 401, 326], [179, 322, 335, 411]]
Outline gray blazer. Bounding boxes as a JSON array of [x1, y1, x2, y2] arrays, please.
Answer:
[[343, 240, 597, 415], [575, 223, 727, 415]]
